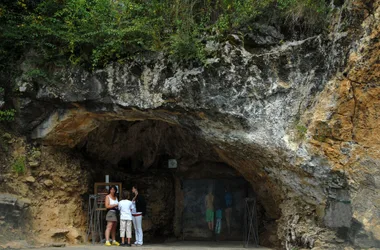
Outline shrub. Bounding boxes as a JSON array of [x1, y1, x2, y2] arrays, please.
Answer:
[[0, 0, 329, 70], [0, 109, 16, 121], [12, 156, 26, 175], [0, 87, 16, 122], [277, 0, 329, 31]]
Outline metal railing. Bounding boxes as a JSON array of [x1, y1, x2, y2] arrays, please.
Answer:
[[86, 194, 105, 244], [243, 197, 259, 248]]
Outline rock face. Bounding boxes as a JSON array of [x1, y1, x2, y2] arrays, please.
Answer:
[[0, 139, 88, 245], [0, 194, 32, 248], [0, 194, 29, 223], [0, 0, 379, 249]]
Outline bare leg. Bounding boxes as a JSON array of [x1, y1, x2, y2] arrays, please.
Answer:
[[105, 222, 113, 241], [121, 237, 125, 244], [111, 222, 117, 241]]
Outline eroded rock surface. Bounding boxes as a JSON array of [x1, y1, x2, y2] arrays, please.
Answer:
[[0, 0, 379, 249], [0, 138, 88, 245]]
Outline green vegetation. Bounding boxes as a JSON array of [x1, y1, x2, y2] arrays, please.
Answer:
[[277, 0, 328, 29], [12, 156, 26, 175], [0, 87, 16, 122], [0, 109, 16, 121], [296, 123, 307, 140], [0, 0, 329, 71]]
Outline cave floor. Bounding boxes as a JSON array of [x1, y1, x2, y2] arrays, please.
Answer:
[[33, 242, 271, 249]]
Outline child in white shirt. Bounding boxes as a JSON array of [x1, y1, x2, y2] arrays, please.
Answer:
[[118, 191, 133, 246]]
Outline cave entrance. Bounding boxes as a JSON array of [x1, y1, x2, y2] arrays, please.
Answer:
[[180, 175, 253, 241], [77, 120, 265, 245]]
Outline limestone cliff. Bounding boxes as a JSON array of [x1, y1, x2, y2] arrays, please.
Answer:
[[0, 0, 379, 249]]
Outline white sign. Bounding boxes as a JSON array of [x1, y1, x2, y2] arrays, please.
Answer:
[[168, 159, 177, 169]]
